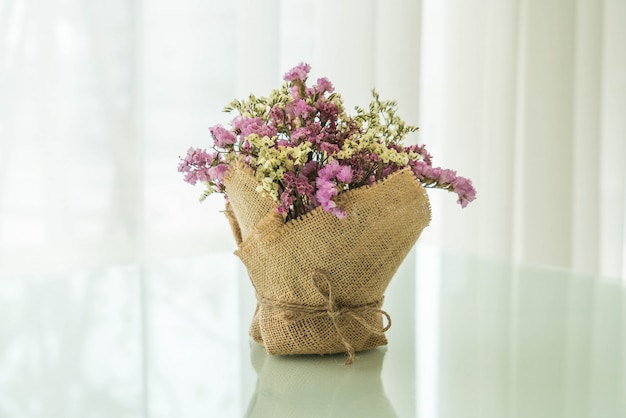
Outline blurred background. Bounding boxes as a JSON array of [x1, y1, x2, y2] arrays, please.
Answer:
[[0, 0, 624, 280]]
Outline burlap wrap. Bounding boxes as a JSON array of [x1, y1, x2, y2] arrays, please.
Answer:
[[224, 161, 431, 364]]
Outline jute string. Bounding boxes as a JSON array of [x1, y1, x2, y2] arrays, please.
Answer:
[[225, 163, 431, 363], [257, 270, 391, 365]]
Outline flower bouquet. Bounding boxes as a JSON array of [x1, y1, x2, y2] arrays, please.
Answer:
[[179, 63, 476, 364]]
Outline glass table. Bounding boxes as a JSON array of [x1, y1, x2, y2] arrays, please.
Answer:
[[0, 246, 624, 417]]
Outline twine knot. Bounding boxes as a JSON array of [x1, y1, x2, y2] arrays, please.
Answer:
[[257, 269, 391, 365]]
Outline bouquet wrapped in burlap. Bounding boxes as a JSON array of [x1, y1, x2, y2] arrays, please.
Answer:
[[178, 63, 476, 364], [224, 162, 431, 364]]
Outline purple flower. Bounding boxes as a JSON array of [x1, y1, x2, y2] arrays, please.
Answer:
[[232, 116, 276, 139], [439, 169, 457, 185], [269, 106, 286, 125], [277, 190, 296, 215], [208, 164, 228, 182], [405, 144, 433, 165], [381, 165, 400, 179], [336, 165, 353, 183], [410, 160, 476, 208], [283, 62, 311, 82], [316, 100, 339, 121], [283, 172, 314, 197], [319, 142, 340, 155], [296, 177, 314, 197], [290, 127, 310, 142], [315, 77, 334, 95], [278, 171, 317, 217], [285, 99, 314, 119], [314, 161, 353, 218], [410, 160, 427, 180], [425, 166, 442, 180], [315, 178, 346, 218], [209, 125, 237, 148], [289, 85, 303, 99], [177, 147, 216, 185], [301, 160, 318, 178], [451, 176, 477, 208], [318, 160, 353, 183]]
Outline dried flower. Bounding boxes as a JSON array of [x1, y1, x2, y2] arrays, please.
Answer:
[[179, 63, 476, 220]]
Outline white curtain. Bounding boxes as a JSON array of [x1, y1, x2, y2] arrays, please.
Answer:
[[0, 0, 624, 279], [421, 0, 626, 278]]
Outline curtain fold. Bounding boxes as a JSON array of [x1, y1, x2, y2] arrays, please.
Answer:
[[422, 0, 625, 278], [572, 0, 602, 275], [0, 0, 142, 276], [0, 0, 624, 279]]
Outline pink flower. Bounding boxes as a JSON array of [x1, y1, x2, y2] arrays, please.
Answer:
[[336, 165, 353, 183], [285, 99, 314, 119], [319, 142, 340, 154], [410, 160, 428, 180], [316, 101, 339, 123], [177, 147, 217, 185], [439, 169, 457, 185], [316, 178, 346, 218], [283, 62, 311, 82], [451, 176, 477, 208], [232, 116, 276, 139], [318, 160, 353, 183], [290, 127, 310, 142], [209, 125, 237, 148], [381, 165, 399, 179], [208, 164, 228, 182], [301, 161, 318, 178], [283, 171, 314, 197], [278, 171, 317, 217], [289, 85, 303, 99], [315, 161, 353, 218], [277, 190, 296, 215], [315, 77, 334, 95], [269, 106, 286, 125], [405, 144, 433, 166], [426, 166, 442, 179], [410, 160, 476, 208]]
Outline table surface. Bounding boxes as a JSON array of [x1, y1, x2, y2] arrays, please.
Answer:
[[0, 246, 624, 418]]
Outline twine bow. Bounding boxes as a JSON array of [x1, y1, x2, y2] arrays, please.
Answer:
[[257, 270, 391, 365]]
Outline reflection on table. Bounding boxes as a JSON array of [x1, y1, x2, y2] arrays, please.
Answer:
[[0, 247, 624, 417], [245, 344, 397, 417]]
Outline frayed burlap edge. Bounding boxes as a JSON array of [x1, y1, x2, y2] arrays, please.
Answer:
[[224, 163, 431, 364]]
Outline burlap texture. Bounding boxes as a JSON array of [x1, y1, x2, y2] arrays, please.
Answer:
[[224, 161, 431, 364]]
